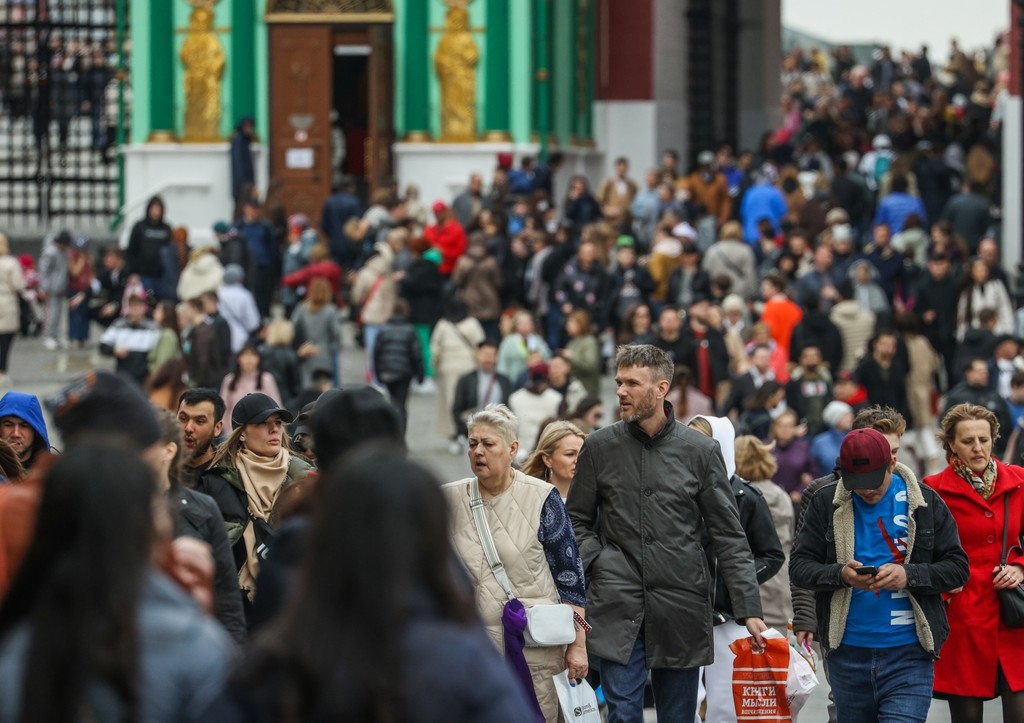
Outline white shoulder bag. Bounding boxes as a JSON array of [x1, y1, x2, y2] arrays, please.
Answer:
[[470, 478, 577, 647]]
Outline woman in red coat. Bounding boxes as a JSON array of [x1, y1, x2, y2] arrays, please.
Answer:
[[925, 403, 1024, 721]]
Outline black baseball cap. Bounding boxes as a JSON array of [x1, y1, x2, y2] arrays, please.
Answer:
[[232, 393, 294, 428], [839, 428, 892, 490]]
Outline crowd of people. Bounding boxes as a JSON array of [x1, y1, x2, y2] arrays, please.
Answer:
[[0, 32, 1020, 723]]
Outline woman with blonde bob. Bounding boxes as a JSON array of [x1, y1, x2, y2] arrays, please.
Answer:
[[925, 403, 1024, 720], [444, 404, 587, 721], [734, 435, 793, 634], [522, 420, 587, 501]]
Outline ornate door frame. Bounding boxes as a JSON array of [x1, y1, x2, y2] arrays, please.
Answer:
[[265, 1, 395, 199]]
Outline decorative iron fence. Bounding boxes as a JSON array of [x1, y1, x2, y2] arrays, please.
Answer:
[[0, 0, 127, 236]]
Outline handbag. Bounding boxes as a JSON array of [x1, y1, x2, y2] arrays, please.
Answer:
[[469, 478, 577, 647], [998, 493, 1024, 628]]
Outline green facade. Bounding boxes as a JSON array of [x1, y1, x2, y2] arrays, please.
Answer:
[[130, 0, 592, 147]]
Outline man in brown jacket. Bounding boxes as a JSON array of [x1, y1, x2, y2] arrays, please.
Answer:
[[684, 150, 732, 227]]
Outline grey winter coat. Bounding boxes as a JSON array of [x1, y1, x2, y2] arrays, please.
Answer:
[[567, 404, 763, 668], [38, 238, 68, 295], [0, 571, 234, 722]]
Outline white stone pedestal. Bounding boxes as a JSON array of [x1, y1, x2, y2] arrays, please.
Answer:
[[121, 142, 266, 248], [393, 141, 604, 210]]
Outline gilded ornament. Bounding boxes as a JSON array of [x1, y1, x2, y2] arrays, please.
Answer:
[[180, 1, 225, 141], [435, 0, 479, 142]]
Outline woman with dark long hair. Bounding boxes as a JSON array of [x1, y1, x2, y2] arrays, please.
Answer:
[[219, 343, 283, 430], [205, 449, 532, 722], [0, 442, 232, 721], [147, 299, 182, 375]]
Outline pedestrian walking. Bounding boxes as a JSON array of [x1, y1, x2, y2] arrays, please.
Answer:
[[790, 427, 969, 723], [372, 299, 425, 432], [567, 344, 767, 721]]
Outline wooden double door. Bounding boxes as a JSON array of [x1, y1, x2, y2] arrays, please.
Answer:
[[268, 24, 393, 225]]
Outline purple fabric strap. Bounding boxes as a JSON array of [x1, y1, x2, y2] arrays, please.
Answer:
[[502, 599, 545, 722]]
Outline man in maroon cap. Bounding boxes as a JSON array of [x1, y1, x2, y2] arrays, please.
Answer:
[[424, 200, 468, 277], [791, 427, 968, 723]]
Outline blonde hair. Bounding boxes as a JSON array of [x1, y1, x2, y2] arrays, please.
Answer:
[[265, 318, 295, 347], [0, 232, 10, 256], [734, 435, 778, 481], [687, 417, 713, 437], [467, 404, 519, 447], [522, 420, 586, 479], [937, 403, 1000, 457], [720, 221, 743, 242]]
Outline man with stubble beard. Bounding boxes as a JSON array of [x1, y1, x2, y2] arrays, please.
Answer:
[[176, 388, 225, 486], [567, 344, 767, 721]]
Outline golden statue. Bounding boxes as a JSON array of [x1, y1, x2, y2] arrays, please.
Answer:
[[180, 3, 225, 141], [434, 1, 478, 142]]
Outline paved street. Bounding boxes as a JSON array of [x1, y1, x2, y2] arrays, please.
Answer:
[[3, 316, 995, 721]]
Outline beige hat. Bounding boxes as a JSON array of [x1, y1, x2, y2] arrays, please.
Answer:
[[176, 252, 225, 302]]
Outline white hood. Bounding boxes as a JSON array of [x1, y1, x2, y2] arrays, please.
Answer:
[[693, 415, 736, 479]]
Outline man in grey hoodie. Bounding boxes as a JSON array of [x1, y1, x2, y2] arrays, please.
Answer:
[[38, 231, 71, 350]]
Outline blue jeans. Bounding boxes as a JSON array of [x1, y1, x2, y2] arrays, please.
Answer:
[[826, 643, 934, 723], [598, 627, 700, 723]]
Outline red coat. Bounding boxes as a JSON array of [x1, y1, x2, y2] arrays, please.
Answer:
[[424, 220, 467, 276], [925, 460, 1024, 697], [281, 260, 343, 296]]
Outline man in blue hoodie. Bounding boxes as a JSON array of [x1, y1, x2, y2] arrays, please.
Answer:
[[0, 391, 51, 473]]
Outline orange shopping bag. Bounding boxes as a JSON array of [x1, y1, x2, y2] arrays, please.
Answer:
[[728, 634, 792, 722]]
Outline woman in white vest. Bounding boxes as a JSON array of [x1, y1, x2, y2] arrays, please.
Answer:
[[444, 404, 589, 722]]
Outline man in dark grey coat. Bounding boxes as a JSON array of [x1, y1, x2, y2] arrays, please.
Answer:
[[567, 344, 766, 722]]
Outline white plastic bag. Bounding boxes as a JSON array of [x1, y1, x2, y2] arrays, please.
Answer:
[[786, 642, 819, 719], [553, 669, 601, 723]]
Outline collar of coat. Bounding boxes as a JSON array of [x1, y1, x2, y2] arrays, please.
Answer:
[[626, 401, 677, 442], [826, 461, 937, 653]]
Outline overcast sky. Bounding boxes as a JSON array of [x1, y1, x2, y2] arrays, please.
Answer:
[[782, 0, 1009, 57]]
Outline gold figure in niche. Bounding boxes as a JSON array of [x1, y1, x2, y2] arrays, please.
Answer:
[[434, 1, 478, 141], [180, 3, 225, 141]]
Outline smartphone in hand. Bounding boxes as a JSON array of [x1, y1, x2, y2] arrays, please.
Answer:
[[855, 565, 879, 576]]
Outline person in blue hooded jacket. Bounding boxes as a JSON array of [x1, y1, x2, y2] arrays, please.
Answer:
[[0, 392, 51, 473]]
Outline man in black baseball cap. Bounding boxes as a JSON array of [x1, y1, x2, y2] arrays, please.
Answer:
[[791, 426, 968, 723]]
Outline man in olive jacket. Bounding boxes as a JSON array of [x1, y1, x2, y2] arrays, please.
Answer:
[[567, 344, 767, 722]]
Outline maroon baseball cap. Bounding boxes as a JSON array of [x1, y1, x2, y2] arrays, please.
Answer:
[[839, 428, 892, 490]]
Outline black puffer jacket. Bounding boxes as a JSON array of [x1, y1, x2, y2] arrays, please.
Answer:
[[788, 310, 844, 372], [704, 475, 785, 624], [170, 485, 247, 643], [372, 316, 424, 384]]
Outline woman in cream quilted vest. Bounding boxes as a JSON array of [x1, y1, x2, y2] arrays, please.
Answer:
[[445, 404, 589, 722]]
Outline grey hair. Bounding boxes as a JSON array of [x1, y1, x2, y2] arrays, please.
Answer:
[[615, 344, 674, 384], [467, 403, 519, 446]]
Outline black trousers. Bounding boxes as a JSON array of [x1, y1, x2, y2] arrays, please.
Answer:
[[384, 377, 412, 433], [0, 332, 14, 373]]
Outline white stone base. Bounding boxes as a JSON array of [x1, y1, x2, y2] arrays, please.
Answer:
[[393, 141, 604, 211], [121, 142, 266, 248]]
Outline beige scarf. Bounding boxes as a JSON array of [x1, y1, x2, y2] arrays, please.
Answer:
[[237, 447, 289, 598]]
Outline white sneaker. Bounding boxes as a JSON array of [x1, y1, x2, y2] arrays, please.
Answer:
[[42, 338, 58, 350], [414, 378, 438, 395]]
